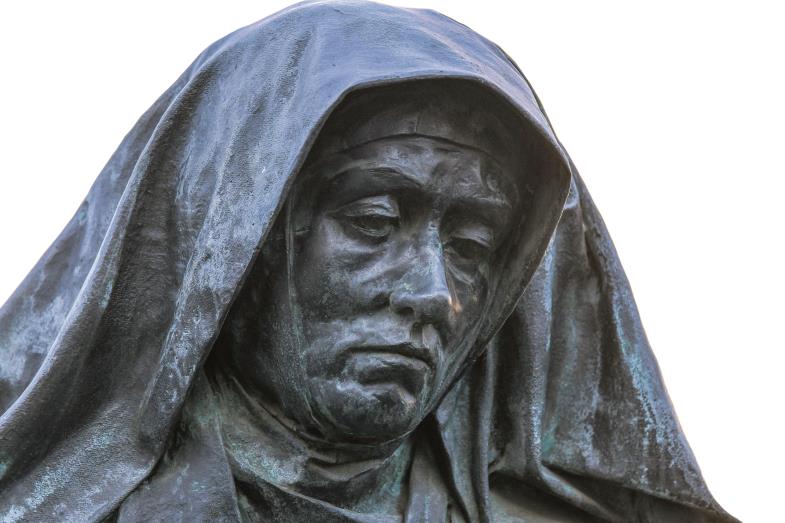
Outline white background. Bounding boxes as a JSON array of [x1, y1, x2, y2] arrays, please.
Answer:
[[0, 1, 782, 520]]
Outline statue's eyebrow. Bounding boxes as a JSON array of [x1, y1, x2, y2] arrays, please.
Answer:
[[322, 167, 423, 202], [322, 166, 515, 223], [447, 195, 514, 235], [345, 166, 422, 184], [434, 156, 516, 230]]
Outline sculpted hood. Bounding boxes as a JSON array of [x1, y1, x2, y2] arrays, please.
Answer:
[[0, 1, 734, 521]]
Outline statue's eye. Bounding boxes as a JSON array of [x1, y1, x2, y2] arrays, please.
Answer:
[[446, 225, 494, 263], [447, 237, 490, 261], [336, 195, 400, 240], [346, 213, 398, 239]]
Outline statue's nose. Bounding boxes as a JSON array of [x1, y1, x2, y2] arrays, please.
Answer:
[[390, 235, 453, 327]]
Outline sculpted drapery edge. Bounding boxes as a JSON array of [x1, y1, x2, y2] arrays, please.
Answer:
[[0, 1, 736, 521]]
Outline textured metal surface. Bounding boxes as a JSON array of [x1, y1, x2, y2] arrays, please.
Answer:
[[0, 1, 736, 521]]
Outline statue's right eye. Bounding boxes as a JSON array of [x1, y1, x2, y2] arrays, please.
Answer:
[[345, 214, 398, 239], [334, 195, 400, 241]]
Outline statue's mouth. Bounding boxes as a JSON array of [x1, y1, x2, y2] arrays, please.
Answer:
[[350, 342, 435, 370], [346, 343, 436, 397]]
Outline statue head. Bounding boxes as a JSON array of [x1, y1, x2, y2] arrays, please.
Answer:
[[218, 80, 526, 443]]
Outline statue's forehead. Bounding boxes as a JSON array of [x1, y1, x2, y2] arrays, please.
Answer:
[[311, 81, 526, 178], [344, 137, 513, 200]]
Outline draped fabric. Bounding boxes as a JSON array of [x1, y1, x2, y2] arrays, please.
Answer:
[[434, 173, 736, 522], [0, 1, 735, 521]]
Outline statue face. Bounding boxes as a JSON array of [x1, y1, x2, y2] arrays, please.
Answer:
[[262, 135, 518, 442], [221, 114, 520, 444]]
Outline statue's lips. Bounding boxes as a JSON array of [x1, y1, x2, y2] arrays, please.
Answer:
[[350, 342, 435, 369], [347, 343, 435, 396]]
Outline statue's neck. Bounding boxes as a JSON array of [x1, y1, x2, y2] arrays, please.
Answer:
[[207, 367, 412, 515]]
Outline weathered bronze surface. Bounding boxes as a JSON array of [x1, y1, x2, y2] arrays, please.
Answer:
[[0, 2, 737, 521]]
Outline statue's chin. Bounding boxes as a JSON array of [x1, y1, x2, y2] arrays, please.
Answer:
[[309, 378, 428, 443]]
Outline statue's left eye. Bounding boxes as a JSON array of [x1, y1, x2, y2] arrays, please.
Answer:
[[446, 237, 490, 261], [445, 224, 494, 263]]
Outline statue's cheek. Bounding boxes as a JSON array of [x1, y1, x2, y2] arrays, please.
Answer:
[[295, 215, 392, 317]]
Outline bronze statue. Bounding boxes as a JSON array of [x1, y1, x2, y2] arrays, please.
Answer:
[[0, 2, 736, 521]]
